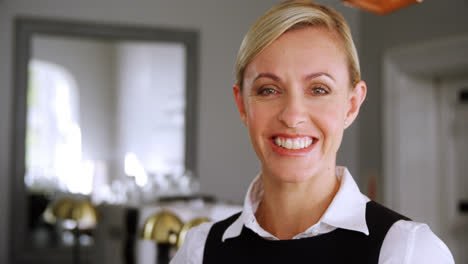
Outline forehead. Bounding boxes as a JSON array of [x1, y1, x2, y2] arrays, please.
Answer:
[[244, 27, 348, 84]]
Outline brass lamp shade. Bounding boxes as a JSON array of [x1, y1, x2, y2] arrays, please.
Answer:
[[177, 217, 210, 248], [43, 198, 75, 223], [72, 200, 98, 229], [43, 198, 98, 229], [141, 211, 183, 245]]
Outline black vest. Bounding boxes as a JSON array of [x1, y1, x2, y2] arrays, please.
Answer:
[[203, 201, 409, 264]]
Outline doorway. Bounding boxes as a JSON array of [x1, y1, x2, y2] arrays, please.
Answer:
[[438, 77, 468, 262], [383, 35, 468, 263]]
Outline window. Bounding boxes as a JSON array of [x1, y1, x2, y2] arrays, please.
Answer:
[[25, 60, 93, 195]]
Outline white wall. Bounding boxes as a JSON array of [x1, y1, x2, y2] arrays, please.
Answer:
[[0, 1, 11, 262], [0, 0, 360, 262], [359, 0, 468, 201]]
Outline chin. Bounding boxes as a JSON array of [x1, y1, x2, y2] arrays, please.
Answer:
[[264, 164, 319, 184]]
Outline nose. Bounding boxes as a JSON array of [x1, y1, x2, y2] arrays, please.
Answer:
[[279, 93, 307, 128]]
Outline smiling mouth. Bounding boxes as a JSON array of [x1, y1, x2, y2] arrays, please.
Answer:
[[273, 136, 316, 150]]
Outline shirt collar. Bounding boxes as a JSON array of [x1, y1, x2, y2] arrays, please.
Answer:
[[222, 166, 370, 242]]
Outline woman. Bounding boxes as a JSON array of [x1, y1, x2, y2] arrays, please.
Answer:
[[172, 1, 454, 263]]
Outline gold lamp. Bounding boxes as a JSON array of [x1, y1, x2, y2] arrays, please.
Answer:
[[141, 211, 183, 245], [44, 198, 98, 229], [177, 217, 210, 249], [43, 198, 99, 264], [141, 211, 183, 264], [72, 200, 99, 229], [43, 198, 75, 224]]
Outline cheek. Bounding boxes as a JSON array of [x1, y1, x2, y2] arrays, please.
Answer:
[[244, 101, 268, 145], [245, 100, 275, 129], [243, 102, 276, 159], [312, 102, 346, 145]]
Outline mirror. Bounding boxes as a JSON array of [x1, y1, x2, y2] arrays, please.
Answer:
[[11, 17, 199, 263]]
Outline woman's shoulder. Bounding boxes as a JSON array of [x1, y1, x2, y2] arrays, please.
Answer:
[[170, 221, 214, 264], [171, 211, 243, 264], [363, 201, 454, 263], [185, 221, 215, 243], [380, 219, 454, 263]]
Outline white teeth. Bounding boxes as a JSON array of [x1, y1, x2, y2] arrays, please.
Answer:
[[293, 140, 300, 149], [275, 137, 281, 146], [273, 137, 314, 150]]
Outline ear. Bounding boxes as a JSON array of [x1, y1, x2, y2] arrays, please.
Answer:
[[345, 80, 367, 128], [233, 84, 247, 125]]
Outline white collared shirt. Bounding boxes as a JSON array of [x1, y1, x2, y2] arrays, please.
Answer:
[[171, 167, 454, 264]]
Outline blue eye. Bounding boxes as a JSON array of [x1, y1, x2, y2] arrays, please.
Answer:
[[311, 87, 328, 95], [258, 87, 277, 95]]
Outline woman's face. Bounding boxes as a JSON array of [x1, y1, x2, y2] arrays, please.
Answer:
[[234, 26, 366, 183]]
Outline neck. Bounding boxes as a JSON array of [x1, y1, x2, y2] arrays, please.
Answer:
[[255, 166, 340, 240]]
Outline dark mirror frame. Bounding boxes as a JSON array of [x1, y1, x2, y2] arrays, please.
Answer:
[[10, 17, 199, 264]]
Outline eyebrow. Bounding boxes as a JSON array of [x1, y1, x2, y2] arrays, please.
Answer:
[[305, 72, 335, 82], [253, 73, 281, 82], [253, 72, 335, 83]]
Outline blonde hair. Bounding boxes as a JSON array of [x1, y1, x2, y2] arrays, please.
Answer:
[[235, 0, 360, 89]]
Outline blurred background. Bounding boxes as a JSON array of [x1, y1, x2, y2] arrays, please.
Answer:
[[0, 0, 467, 263]]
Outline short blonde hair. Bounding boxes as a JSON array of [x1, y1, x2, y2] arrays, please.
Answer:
[[235, 0, 360, 89]]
